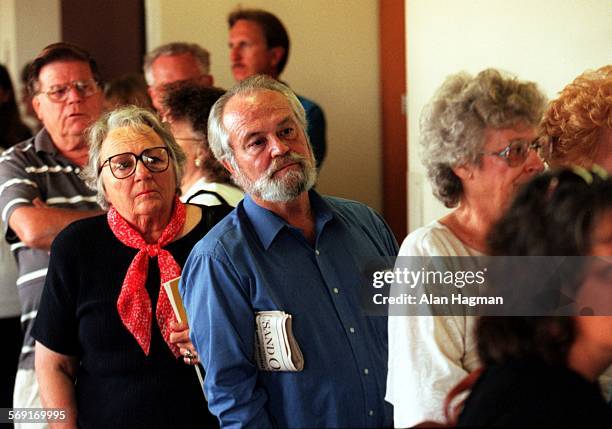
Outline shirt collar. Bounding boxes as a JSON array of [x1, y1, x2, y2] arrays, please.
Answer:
[[34, 128, 57, 155], [242, 190, 334, 250]]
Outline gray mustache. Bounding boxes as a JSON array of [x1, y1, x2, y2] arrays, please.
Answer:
[[267, 152, 307, 176]]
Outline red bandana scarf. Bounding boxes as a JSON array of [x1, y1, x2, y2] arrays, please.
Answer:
[[107, 196, 186, 356]]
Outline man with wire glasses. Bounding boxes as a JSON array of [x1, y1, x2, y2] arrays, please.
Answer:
[[0, 43, 104, 423]]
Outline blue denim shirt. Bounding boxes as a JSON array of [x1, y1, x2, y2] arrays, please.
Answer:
[[181, 191, 398, 428]]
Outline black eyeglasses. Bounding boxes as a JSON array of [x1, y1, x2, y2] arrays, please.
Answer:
[[482, 138, 552, 167], [98, 147, 170, 179]]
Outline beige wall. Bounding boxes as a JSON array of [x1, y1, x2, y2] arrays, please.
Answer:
[[0, 0, 61, 106], [406, 0, 612, 232], [3, 1, 609, 226], [0, 1, 19, 78], [145, 0, 383, 210]]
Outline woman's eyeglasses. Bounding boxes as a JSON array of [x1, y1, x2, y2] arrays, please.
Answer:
[[482, 138, 552, 167], [98, 147, 170, 179]]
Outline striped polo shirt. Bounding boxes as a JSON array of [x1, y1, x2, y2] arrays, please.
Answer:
[[0, 129, 100, 369]]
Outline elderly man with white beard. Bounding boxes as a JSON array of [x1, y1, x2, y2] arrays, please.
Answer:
[[180, 75, 398, 428]]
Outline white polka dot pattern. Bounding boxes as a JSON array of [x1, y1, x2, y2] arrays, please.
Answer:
[[107, 196, 186, 356]]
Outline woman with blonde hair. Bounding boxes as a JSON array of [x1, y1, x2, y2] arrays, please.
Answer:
[[541, 65, 611, 170]]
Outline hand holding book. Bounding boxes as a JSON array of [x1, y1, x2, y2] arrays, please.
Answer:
[[163, 276, 206, 393]]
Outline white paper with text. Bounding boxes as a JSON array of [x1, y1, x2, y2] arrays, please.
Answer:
[[254, 311, 304, 372]]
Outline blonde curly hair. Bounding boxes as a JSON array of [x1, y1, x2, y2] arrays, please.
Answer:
[[541, 65, 612, 167]]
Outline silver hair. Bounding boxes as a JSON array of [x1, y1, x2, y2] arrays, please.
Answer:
[[207, 74, 309, 164], [81, 105, 186, 209], [143, 42, 210, 86], [421, 68, 547, 208]]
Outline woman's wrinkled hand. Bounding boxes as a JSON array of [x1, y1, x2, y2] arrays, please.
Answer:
[[169, 321, 199, 365]]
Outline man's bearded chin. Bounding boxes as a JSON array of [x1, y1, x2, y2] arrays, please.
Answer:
[[233, 151, 317, 202]]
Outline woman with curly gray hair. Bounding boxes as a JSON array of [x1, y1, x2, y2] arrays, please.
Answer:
[[387, 69, 549, 427]]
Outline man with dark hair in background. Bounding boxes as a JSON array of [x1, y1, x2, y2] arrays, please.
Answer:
[[0, 43, 104, 422], [228, 8, 327, 168]]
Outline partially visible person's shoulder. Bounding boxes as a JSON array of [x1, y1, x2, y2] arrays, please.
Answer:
[[324, 195, 379, 219], [399, 220, 469, 257], [51, 214, 108, 252], [296, 94, 324, 113], [197, 202, 234, 227], [324, 195, 389, 229], [0, 136, 37, 165], [189, 205, 245, 257], [3, 135, 35, 151], [322, 195, 398, 254], [57, 214, 107, 239], [460, 360, 612, 427]]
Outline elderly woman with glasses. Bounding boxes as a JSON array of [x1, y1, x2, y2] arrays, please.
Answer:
[[386, 69, 548, 427], [31, 106, 227, 428]]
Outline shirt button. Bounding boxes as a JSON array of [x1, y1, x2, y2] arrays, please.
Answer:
[[368, 410, 374, 416], [333, 288, 339, 294], [349, 327, 355, 333], [363, 368, 369, 375], [315, 249, 320, 256]]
